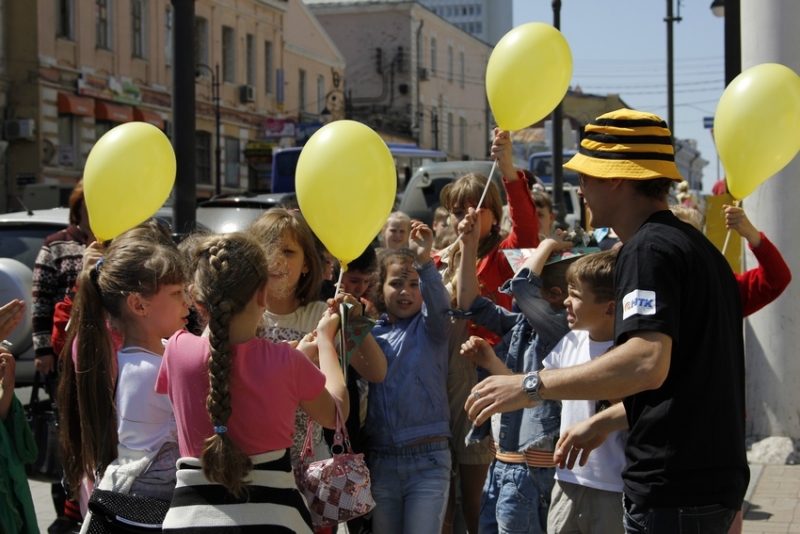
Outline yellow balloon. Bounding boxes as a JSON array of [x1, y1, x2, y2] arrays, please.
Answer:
[[295, 121, 396, 266], [84, 122, 176, 241], [486, 22, 572, 131], [715, 63, 800, 200]]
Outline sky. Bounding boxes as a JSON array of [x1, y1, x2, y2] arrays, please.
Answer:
[[512, 0, 725, 192]]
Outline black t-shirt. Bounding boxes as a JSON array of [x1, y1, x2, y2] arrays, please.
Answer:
[[616, 210, 748, 510]]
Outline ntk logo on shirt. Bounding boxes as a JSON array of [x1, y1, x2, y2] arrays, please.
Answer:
[[622, 289, 656, 320]]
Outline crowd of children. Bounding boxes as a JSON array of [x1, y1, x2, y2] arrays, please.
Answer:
[[1, 125, 791, 534]]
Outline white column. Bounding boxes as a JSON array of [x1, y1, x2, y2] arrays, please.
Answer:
[[741, 1, 800, 438]]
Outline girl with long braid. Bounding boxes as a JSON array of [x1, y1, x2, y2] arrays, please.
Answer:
[[158, 233, 348, 533]]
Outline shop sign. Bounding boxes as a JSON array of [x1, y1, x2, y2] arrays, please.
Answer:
[[265, 117, 295, 138], [77, 73, 142, 106]]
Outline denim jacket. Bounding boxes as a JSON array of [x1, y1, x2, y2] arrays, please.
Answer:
[[367, 261, 452, 449], [451, 268, 569, 453]]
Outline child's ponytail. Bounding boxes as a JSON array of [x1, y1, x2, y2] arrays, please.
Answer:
[[193, 233, 268, 498], [59, 265, 118, 497]]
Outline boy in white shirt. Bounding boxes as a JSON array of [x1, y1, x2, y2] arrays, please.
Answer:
[[542, 250, 626, 534]]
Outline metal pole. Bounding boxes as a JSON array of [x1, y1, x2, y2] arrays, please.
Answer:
[[664, 0, 681, 138], [171, 0, 196, 236], [551, 0, 566, 227], [214, 63, 222, 197], [724, 0, 741, 86]]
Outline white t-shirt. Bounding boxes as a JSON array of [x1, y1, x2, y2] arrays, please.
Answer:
[[258, 300, 327, 343], [116, 347, 177, 452], [543, 330, 626, 493]]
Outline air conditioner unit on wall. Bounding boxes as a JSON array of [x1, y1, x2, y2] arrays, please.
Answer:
[[239, 85, 255, 103], [4, 119, 36, 141]]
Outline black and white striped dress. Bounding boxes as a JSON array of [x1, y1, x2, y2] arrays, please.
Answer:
[[162, 449, 313, 533]]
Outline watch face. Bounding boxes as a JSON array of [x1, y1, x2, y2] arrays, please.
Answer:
[[523, 373, 539, 391]]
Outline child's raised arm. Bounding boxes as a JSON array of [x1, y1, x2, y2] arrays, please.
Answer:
[[520, 230, 573, 276], [456, 208, 481, 311], [299, 309, 350, 429], [725, 204, 792, 316], [409, 220, 433, 266], [327, 292, 387, 383], [491, 128, 518, 182], [725, 204, 761, 248]]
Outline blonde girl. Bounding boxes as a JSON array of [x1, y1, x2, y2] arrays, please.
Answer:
[[158, 233, 348, 532]]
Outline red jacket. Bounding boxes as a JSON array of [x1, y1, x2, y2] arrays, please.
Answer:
[[738, 232, 792, 317], [436, 172, 540, 345]]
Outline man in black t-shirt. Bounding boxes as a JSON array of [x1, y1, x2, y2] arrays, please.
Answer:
[[464, 109, 747, 533]]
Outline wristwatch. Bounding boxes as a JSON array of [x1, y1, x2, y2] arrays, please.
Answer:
[[522, 371, 542, 402]]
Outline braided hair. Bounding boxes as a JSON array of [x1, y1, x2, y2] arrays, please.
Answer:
[[191, 232, 268, 497]]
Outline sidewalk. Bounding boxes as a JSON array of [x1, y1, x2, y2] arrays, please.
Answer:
[[27, 463, 800, 533], [743, 464, 800, 533]]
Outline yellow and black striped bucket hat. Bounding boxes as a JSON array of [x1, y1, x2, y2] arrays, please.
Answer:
[[564, 108, 683, 181]]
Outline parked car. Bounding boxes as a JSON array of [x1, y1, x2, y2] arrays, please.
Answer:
[[0, 206, 178, 387], [195, 192, 298, 233], [396, 161, 580, 228]]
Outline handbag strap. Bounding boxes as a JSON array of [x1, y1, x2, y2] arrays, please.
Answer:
[[298, 395, 350, 465]]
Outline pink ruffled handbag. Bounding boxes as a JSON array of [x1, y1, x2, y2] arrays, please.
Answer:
[[294, 397, 376, 530]]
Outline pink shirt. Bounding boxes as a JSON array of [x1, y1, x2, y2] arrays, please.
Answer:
[[156, 330, 326, 458]]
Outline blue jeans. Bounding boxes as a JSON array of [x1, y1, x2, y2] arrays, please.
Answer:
[[478, 460, 555, 534], [369, 441, 452, 534], [622, 493, 736, 534]]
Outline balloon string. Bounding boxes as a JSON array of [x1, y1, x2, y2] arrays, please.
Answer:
[[721, 199, 741, 256], [440, 160, 499, 257], [334, 266, 345, 299]]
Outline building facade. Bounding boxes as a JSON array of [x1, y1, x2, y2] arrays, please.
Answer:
[[307, 0, 492, 160], [3, 0, 344, 208], [416, 0, 512, 46]]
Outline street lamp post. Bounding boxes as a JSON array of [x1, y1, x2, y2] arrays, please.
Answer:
[[665, 0, 682, 139], [196, 63, 222, 196], [551, 0, 566, 227], [710, 0, 741, 86]]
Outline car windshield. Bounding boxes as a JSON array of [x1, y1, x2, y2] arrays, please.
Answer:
[[0, 224, 64, 269]]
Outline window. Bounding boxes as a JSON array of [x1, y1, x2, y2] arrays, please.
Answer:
[[96, 0, 112, 49], [476, 21, 482, 34], [476, 5, 482, 15], [469, 5, 474, 15], [225, 137, 240, 187], [222, 26, 235, 84], [317, 75, 325, 114], [196, 131, 211, 185], [298, 69, 307, 112], [417, 111, 424, 145], [165, 8, 173, 66], [194, 17, 208, 69], [264, 41, 274, 94], [56, 0, 74, 39], [459, 51, 465, 88], [58, 115, 78, 168], [95, 120, 113, 141], [459, 116, 467, 154], [430, 38, 437, 75], [448, 112, 454, 152], [131, 0, 146, 58], [447, 46, 453, 82], [246, 34, 255, 86]]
